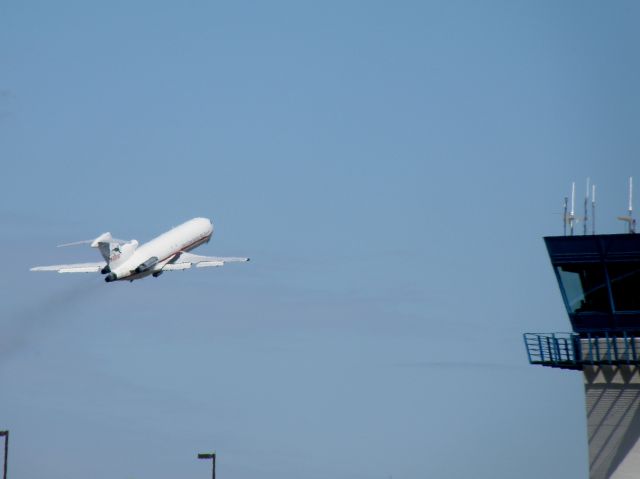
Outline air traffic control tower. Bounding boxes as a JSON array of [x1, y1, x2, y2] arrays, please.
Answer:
[[524, 216, 640, 477]]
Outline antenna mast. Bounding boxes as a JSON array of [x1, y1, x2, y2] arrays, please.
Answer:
[[570, 182, 576, 236], [630, 177, 635, 233], [591, 183, 596, 235], [617, 176, 636, 233], [563, 196, 568, 236], [584, 178, 590, 235]]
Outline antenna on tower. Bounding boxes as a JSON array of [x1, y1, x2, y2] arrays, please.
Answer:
[[563, 196, 568, 236], [569, 182, 576, 236], [584, 178, 590, 235], [631, 177, 636, 233], [617, 176, 636, 233], [591, 183, 596, 235]]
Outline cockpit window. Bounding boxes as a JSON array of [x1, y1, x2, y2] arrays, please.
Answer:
[[556, 264, 611, 313], [608, 262, 640, 312]]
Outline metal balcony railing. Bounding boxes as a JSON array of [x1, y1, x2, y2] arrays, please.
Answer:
[[524, 333, 580, 369], [523, 331, 640, 370]]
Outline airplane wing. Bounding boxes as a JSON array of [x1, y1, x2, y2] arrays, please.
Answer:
[[162, 252, 250, 271], [30, 262, 106, 273]]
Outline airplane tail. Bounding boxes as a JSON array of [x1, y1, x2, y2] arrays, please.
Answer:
[[59, 232, 137, 267], [90, 232, 117, 262], [105, 240, 138, 269], [89, 233, 138, 268]]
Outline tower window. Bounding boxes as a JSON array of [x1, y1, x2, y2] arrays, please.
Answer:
[[608, 262, 640, 312], [556, 264, 611, 314]]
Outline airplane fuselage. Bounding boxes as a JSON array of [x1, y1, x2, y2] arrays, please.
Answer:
[[105, 217, 213, 282]]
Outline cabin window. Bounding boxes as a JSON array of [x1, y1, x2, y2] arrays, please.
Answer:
[[608, 262, 640, 312], [556, 263, 611, 314]]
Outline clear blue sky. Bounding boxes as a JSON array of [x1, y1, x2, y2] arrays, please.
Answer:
[[1, 1, 639, 478]]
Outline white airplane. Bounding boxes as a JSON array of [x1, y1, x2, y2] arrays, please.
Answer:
[[31, 217, 249, 282]]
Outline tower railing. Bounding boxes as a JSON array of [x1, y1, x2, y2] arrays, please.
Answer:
[[524, 331, 640, 369], [524, 333, 579, 369]]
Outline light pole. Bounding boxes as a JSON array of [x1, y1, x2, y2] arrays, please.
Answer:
[[0, 431, 8, 479], [197, 452, 216, 479]]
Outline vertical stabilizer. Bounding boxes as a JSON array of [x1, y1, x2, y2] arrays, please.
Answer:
[[89, 233, 137, 267], [108, 240, 138, 269]]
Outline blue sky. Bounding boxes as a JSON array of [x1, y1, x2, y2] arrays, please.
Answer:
[[1, 1, 640, 478]]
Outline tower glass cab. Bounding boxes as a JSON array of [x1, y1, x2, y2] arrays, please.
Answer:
[[545, 234, 640, 334], [524, 233, 640, 369]]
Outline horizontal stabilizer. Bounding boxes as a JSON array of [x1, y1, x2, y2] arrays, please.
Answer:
[[57, 233, 127, 248], [58, 239, 94, 248]]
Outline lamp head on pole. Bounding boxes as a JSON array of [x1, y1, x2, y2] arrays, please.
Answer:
[[198, 452, 215, 459]]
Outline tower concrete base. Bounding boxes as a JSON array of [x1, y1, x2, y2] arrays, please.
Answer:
[[585, 366, 640, 478]]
